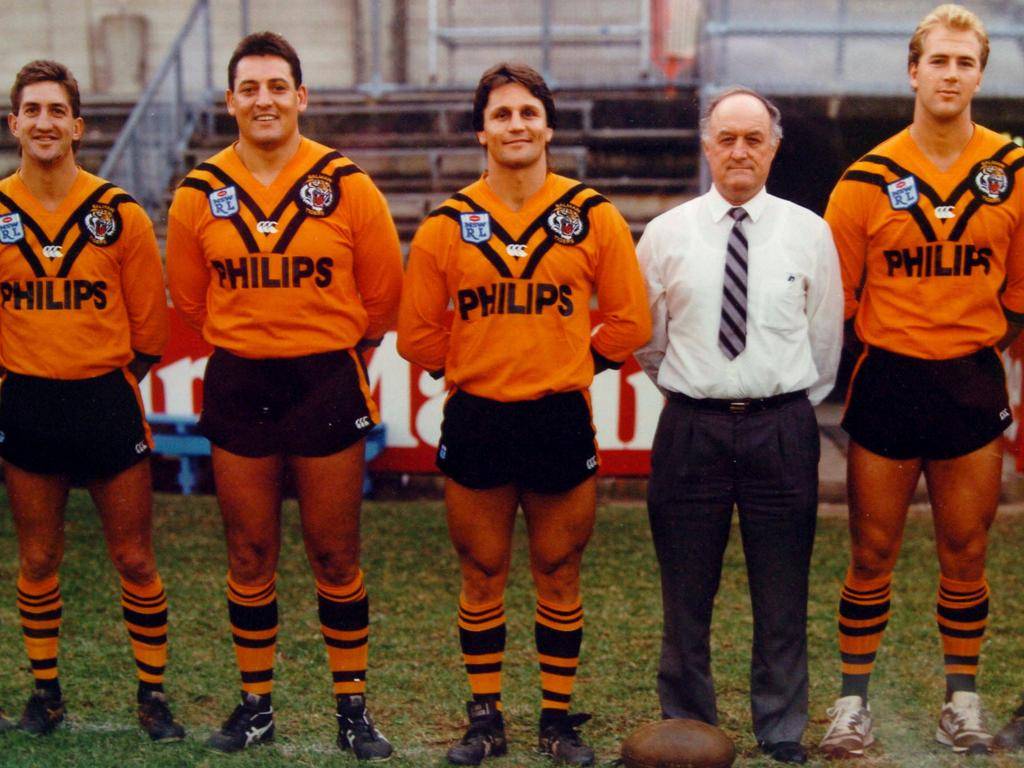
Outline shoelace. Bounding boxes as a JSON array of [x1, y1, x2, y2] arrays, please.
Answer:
[[826, 703, 865, 732], [950, 703, 984, 733]]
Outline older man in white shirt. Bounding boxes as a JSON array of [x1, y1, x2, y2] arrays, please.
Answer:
[[635, 87, 843, 765]]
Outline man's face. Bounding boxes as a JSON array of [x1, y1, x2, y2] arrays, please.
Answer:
[[476, 82, 553, 173], [702, 93, 778, 205], [909, 26, 984, 123], [8, 81, 82, 168], [226, 55, 307, 151]]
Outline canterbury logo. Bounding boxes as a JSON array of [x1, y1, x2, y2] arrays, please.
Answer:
[[935, 206, 956, 220], [355, 416, 372, 429], [506, 243, 528, 258], [42, 245, 63, 260], [256, 220, 278, 234]]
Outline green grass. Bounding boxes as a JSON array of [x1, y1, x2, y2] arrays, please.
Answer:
[[1, 493, 1024, 766]]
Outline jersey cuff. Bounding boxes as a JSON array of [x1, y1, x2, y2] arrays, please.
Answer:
[[1003, 304, 1024, 325], [591, 347, 622, 373]]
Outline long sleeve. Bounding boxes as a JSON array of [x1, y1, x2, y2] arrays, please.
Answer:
[[165, 198, 210, 334], [348, 173, 403, 341], [120, 203, 170, 359], [396, 216, 452, 373], [589, 203, 652, 365]]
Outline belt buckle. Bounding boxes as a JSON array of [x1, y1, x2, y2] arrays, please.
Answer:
[[728, 400, 749, 414]]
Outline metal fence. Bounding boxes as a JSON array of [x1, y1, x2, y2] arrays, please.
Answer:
[[99, 0, 215, 225]]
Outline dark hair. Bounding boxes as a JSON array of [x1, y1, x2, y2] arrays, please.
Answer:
[[227, 31, 302, 90], [10, 60, 82, 152], [472, 62, 557, 131], [11, 60, 81, 117], [699, 86, 783, 146]]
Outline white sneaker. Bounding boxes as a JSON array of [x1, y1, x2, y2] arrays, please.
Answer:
[[936, 691, 992, 754], [820, 695, 874, 758]]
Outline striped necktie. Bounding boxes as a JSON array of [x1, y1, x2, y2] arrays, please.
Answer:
[[719, 206, 749, 360]]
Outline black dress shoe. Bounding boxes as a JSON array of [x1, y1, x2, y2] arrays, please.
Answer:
[[761, 741, 808, 764]]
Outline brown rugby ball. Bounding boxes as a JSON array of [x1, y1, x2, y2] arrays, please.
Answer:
[[620, 718, 736, 768]]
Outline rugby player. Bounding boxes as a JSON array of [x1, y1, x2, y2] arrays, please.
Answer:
[[165, 32, 402, 758], [818, 4, 1024, 756], [0, 60, 182, 740], [397, 63, 651, 766]]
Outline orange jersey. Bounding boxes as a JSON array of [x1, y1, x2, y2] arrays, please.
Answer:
[[826, 125, 1024, 359], [0, 169, 168, 379], [166, 137, 403, 358], [397, 174, 651, 401]]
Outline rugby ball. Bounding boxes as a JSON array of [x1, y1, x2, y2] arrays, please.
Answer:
[[620, 718, 736, 768]]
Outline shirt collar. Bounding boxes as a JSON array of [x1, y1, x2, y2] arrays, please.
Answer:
[[707, 185, 769, 224]]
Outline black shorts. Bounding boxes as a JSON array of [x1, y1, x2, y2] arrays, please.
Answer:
[[842, 346, 1012, 460], [0, 369, 151, 481], [437, 389, 598, 494], [199, 347, 377, 458]]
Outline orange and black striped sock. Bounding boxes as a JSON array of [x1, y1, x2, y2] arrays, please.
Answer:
[[837, 570, 892, 701], [17, 573, 62, 695], [937, 574, 989, 694], [457, 594, 505, 708], [535, 595, 583, 725], [121, 576, 169, 697], [317, 572, 369, 698], [227, 573, 277, 697]]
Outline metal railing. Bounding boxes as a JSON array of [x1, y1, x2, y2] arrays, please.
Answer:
[[99, 0, 216, 225]]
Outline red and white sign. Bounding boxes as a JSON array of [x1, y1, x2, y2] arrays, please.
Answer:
[[143, 312, 663, 476]]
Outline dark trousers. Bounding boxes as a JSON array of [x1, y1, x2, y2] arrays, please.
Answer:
[[647, 395, 819, 745]]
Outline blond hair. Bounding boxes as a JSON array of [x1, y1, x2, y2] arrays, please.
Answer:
[[908, 4, 989, 70]]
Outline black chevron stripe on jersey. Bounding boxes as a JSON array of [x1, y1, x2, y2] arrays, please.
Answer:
[[178, 176, 260, 253], [0, 184, 133, 277], [0, 191, 48, 277]]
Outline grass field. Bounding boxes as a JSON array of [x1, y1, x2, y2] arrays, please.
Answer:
[[1, 490, 1024, 767]]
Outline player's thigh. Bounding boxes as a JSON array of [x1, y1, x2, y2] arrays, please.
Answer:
[[89, 459, 156, 568], [925, 437, 1001, 577], [846, 441, 921, 573], [521, 476, 597, 574], [4, 462, 70, 574], [445, 479, 519, 577], [289, 440, 366, 584], [212, 446, 285, 580]]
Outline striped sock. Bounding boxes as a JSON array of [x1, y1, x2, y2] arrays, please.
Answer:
[[457, 595, 506, 709], [317, 571, 369, 697], [17, 573, 62, 694], [937, 574, 989, 694], [837, 570, 892, 701], [535, 595, 583, 723], [227, 573, 277, 697], [121, 576, 169, 695]]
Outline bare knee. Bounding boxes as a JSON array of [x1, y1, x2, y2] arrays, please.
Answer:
[[228, 541, 278, 585], [110, 547, 156, 585], [938, 532, 989, 579], [309, 546, 360, 586], [19, 547, 62, 582], [456, 546, 508, 604], [531, 551, 582, 603]]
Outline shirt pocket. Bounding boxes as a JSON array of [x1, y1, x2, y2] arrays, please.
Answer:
[[756, 271, 807, 332]]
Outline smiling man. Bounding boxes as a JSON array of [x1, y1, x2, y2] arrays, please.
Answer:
[[0, 60, 181, 741], [819, 4, 1024, 758], [634, 87, 842, 765], [397, 62, 650, 766], [166, 32, 402, 758]]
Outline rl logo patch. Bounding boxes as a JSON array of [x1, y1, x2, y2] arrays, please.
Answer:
[[886, 176, 919, 210], [0, 212, 25, 244], [209, 186, 240, 218], [460, 212, 491, 243]]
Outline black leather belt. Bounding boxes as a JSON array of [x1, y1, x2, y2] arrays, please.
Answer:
[[668, 389, 807, 414]]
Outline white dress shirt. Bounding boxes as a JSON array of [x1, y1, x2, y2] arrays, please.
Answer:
[[634, 186, 843, 405]]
